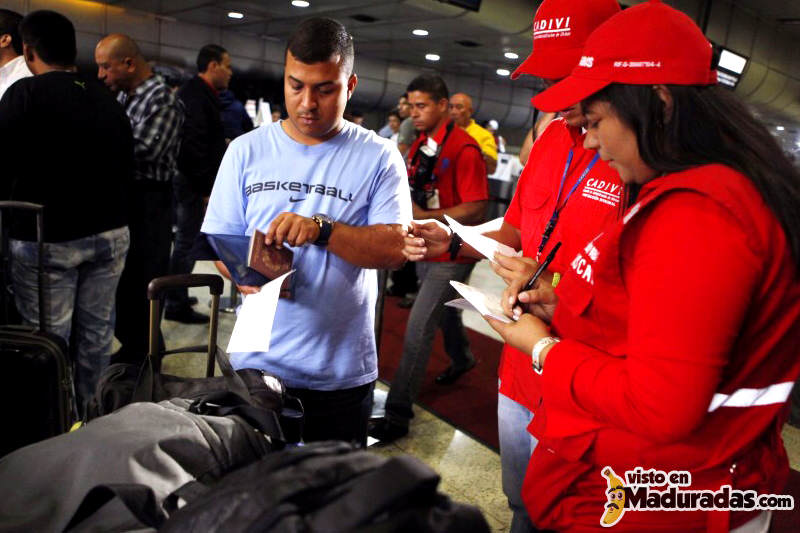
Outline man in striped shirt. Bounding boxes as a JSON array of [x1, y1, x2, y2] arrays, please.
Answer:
[[96, 34, 184, 363]]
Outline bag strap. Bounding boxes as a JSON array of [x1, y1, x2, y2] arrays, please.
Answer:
[[162, 480, 210, 515], [309, 455, 440, 530], [64, 483, 166, 531], [188, 390, 286, 446], [131, 347, 252, 403]]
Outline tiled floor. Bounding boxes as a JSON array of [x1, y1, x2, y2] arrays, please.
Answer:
[[160, 260, 800, 533]]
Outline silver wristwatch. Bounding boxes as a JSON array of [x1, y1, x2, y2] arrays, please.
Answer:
[[531, 336, 560, 375]]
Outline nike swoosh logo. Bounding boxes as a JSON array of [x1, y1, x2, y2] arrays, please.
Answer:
[[289, 196, 306, 202]]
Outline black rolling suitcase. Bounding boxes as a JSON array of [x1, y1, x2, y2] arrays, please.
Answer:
[[0, 201, 75, 457]]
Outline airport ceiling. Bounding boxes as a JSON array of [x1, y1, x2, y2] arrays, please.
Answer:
[[101, 0, 800, 144], [107, 0, 542, 88]]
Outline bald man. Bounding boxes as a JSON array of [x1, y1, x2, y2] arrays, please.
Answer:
[[96, 34, 185, 363], [448, 92, 497, 174]]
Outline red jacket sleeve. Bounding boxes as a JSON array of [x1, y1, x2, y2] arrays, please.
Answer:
[[542, 191, 761, 443]]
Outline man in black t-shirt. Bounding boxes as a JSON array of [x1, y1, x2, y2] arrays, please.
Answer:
[[164, 44, 231, 323], [0, 11, 133, 414]]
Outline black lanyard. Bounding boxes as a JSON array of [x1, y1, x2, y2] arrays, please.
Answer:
[[537, 151, 600, 260]]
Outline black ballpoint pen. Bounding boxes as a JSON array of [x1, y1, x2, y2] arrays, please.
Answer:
[[522, 241, 561, 294]]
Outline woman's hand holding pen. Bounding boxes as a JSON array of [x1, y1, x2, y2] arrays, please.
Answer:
[[502, 276, 559, 323], [402, 219, 452, 261]]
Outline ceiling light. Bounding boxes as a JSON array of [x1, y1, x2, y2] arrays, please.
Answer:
[[227, 11, 244, 19], [412, 29, 429, 36], [777, 126, 785, 131], [496, 68, 510, 76], [425, 53, 440, 61], [504, 52, 519, 59], [291, 0, 310, 7]]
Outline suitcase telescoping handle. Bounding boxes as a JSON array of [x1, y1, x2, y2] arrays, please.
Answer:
[[0, 201, 47, 332], [147, 274, 224, 376]]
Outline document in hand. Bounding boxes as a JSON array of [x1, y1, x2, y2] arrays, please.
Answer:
[[448, 280, 514, 323], [227, 270, 295, 353], [443, 214, 519, 263], [205, 230, 293, 296]]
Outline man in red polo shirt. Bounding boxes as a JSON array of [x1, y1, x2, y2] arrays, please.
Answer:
[[401, 1, 622, 531], [370, 74, 488, 443]]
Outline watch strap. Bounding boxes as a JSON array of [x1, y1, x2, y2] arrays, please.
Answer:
[[311, 214, 333, 246], [448, 233, 463, 261]]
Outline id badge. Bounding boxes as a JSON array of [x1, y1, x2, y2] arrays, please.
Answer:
[[427, 189, 440, 209]]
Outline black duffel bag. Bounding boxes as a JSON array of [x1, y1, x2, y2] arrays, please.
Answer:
[[85, 274, 303, 442], [53, 442, 490, 533]]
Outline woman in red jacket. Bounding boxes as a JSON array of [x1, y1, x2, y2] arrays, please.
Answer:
[[488, 1, 800, 531]]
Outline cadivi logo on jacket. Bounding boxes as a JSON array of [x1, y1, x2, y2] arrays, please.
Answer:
[[533, 17, 572, 39]]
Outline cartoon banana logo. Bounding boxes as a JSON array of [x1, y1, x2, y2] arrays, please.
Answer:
[[601, 467, 626, 527]]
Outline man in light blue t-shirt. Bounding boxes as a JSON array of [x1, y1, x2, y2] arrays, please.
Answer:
[[202, 17, 411, 447]]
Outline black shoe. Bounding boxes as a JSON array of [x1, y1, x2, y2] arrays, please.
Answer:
[[368, 418, 409, 443], [435, 360, 476, 385], [187, 296, 199, 306], [164, 307, 208, 324]]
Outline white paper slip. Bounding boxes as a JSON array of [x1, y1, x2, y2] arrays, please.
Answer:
[[444, 214, 519, 263], [226, 270, 294, 353], [449, 281, 513, 323], [471, 217, 504, 234], [444, 298, 473, 312]]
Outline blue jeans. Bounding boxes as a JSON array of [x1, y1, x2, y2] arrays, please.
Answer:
[[498, 391, 538, 533], [384, 261, 475, 426], [11, 227, 129, 412]]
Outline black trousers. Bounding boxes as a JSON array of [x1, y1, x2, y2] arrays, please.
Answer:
[[114, 184, 172, 362], [166, 174, 204, 311], [286, 381, 375, 448]]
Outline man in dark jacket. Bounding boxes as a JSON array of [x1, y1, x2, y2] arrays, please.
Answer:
[[165, 44, 231, 322], [219, 89, 253, 141]]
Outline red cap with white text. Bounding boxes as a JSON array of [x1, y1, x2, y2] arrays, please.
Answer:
[[533, 0, 717, 111], [511, 0, 621, 80]]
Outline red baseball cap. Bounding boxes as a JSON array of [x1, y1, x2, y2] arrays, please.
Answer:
[[533, 0, 718, 112], [511, 0, 621, 80]]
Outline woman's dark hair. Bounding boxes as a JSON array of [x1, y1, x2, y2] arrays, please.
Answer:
[[585, 83, 800, 269]]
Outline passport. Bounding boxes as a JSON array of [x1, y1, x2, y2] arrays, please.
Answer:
[[203, 230, 294, 298]]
